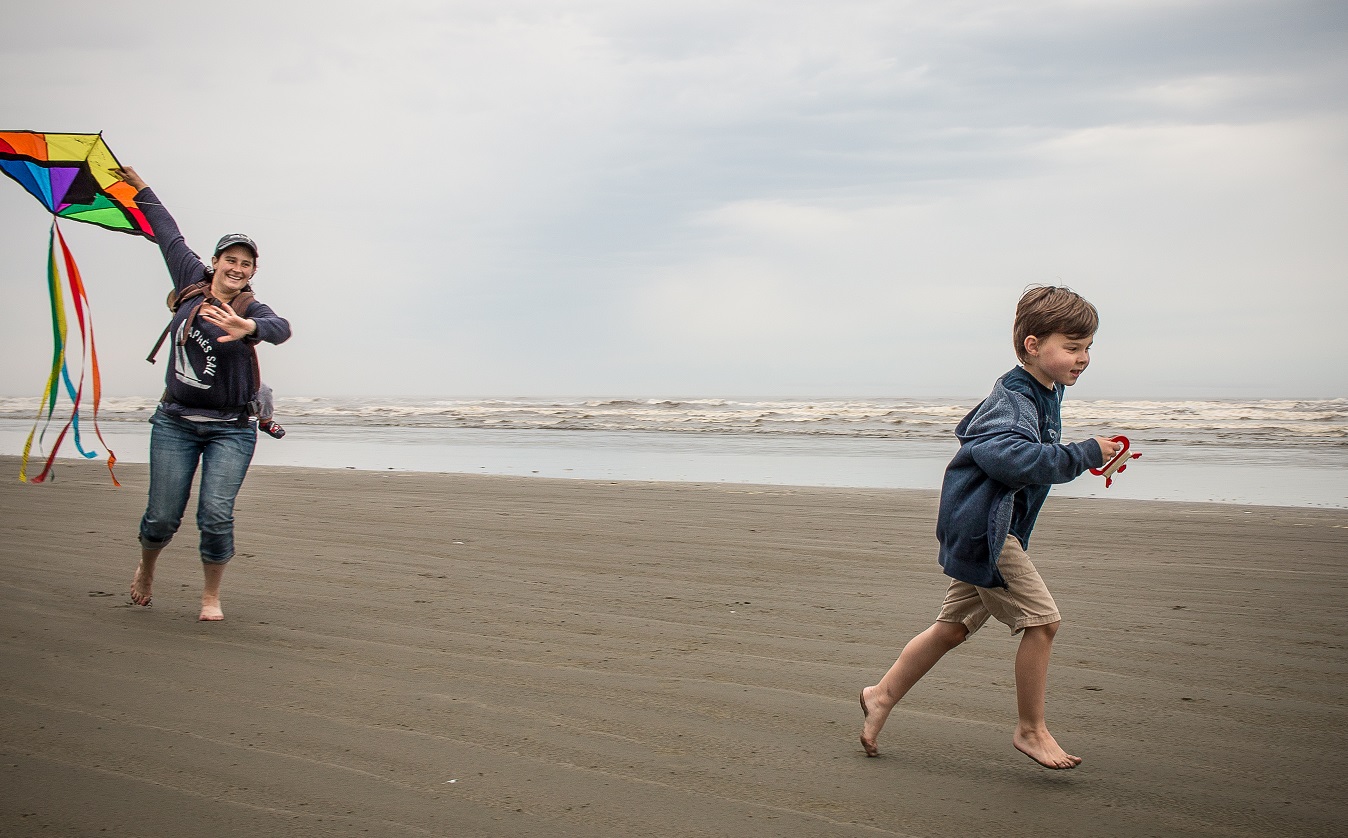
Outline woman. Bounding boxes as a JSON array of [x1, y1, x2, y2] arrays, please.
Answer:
[[115, 166, 292, 621]]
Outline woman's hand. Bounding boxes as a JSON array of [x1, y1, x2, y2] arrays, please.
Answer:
[[112, 166, 147, 192], [200, 300, 257, 343]]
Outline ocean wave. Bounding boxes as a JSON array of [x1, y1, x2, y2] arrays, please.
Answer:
[[1, 396, 1343, 447]]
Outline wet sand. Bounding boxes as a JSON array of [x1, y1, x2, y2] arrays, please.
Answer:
[[1, 455, 1345, 837]]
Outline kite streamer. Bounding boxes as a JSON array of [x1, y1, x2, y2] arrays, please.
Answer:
[[1, 131, 154, 484], [20, 224, 120, 485]]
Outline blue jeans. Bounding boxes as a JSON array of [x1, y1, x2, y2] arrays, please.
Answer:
[[139, 408, 256, 563]]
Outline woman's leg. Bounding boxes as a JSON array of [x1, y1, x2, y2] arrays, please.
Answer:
[[134, 412, 203, 606], [199, 562, 227, 622], [131, 546, 163, 607], [194, 422, 256, 620]]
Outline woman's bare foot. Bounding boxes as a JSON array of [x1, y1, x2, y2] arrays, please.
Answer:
[[130, 561, 154, 606], [1013, 727, 1081, 769], [859, 686, 890, 757], [199, 563, 225, 621]]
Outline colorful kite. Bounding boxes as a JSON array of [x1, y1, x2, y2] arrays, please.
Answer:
[[1, 131, 156, 485], [0, 132, 154, 238]]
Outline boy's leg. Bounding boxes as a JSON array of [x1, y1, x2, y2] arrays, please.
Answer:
[[974, 537, 1079, 769], [1012, 621, 1081, 769], [859, 619, 969, 757]]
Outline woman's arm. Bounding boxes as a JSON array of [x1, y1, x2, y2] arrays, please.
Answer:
[[113, 166, 208, 292], [199, 299, 291, 345], [114, 166, 148, 193]]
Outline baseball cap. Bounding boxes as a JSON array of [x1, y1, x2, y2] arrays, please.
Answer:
[[214, 233, 259, 258]]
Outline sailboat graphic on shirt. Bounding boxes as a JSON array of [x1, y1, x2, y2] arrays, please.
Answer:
[[173, 320, 211, 389]]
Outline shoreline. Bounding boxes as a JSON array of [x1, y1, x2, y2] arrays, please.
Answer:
[[2, 455, 1346, 836], [4, 419, 1345, 509]]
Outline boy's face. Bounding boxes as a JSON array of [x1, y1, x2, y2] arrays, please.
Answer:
[[1022, 332, 1093, 389]]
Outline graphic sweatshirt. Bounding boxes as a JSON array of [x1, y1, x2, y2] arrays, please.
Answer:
[[138, 188, 291, 420]]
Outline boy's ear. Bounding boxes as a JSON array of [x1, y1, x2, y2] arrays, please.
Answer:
[[1023, 335, 1040, 357]]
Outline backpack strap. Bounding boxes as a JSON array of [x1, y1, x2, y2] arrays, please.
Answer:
[[170, 280, 212, 312], [146, 283, 255, 364], [147, 281, 208, 363], [146, 324, 173, 364], [248, 342, 262, 402]]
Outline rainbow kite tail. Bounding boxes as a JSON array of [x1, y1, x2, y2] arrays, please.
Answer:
[[20, 222, 119, 485]]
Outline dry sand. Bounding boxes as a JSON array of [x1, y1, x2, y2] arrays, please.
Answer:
[[1, 455, 1345, 837]]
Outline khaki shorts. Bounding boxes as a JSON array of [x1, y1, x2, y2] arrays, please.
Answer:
[[937, 535, 1060, 635]]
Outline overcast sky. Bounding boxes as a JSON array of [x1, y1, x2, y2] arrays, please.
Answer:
[[2, 0, 1345, 399]]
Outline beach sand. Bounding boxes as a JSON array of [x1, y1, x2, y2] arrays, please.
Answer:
[[1, 455, 1345, 837]]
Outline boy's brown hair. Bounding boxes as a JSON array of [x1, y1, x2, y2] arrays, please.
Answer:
[[1013, 285, 1098, 361]]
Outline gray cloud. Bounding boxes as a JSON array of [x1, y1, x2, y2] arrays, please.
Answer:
[[2, 0, 1345, 398]]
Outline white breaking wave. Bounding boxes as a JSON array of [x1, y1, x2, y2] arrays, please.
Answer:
[[0, 395, 1343, 448]]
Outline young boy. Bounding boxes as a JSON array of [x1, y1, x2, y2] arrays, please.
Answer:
[[858, 286, 1121, 769]]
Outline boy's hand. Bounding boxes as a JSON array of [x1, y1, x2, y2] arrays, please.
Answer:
[[1094, 436, 1123, 461]]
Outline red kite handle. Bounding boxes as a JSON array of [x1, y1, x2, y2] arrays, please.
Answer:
[[1089, 435, 1141, 488]]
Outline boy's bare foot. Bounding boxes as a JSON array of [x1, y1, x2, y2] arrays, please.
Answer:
[[1013, 727, 1081, 769], [859, 686, 888, 757], [198, 598, 224, 622], [130, 562, 154, 606]]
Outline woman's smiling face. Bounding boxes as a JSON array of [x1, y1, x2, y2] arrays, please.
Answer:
[[210, 244, 256, 296]]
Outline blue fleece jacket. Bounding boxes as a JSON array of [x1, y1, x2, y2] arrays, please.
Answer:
[[934, 367, 1104, 588], [138, 188, 291, 420]]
